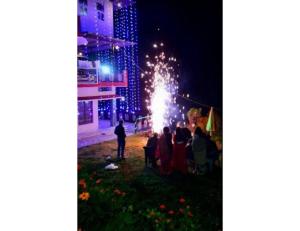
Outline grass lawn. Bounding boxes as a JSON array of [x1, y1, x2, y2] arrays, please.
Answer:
[[78, 135, 222, 231]]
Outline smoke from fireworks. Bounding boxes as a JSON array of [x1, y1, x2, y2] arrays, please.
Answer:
[[142, 44, 179, 133]]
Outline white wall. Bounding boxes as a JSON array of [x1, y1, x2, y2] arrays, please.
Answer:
[[78, 99, 98, 133], [78, 86, 115, 97]]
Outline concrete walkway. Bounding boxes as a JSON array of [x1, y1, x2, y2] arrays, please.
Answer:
[[78, 120, 135, 148]]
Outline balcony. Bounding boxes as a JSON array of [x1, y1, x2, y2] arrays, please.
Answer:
[[77, 60, 128, 87]]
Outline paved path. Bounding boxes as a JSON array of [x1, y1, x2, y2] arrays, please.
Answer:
[[78, 120, 135, 148]]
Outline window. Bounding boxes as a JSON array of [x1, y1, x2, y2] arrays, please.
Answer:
[[79, 0, 88, 16], [96, 2, 104, 11], [97, 11, 104, 21], [96, 1, 104, 21], [78, 101, 93, 125], [99, 87, 112, 92]]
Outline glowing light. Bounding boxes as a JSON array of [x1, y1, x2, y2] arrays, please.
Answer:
[[101, 65, 111, 75], [153, 44, 158, 48], [117, 2, 122, 8]]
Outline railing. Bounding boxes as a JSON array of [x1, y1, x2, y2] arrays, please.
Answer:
[[77, 68, 98, 83]]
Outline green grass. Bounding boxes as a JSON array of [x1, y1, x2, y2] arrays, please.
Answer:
[[78, 135, 222, 231]]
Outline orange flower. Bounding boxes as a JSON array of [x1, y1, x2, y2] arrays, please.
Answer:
[[159, 204, 166, 210], [79, 192, 90, 201], [79, 179, 86, 189], [188, 211, 193, 217], [179, 197, 185, 204], [168, 210, 174, 215], [95, 179, 102, 184]]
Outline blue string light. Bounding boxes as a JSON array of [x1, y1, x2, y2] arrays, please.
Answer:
[[114, 0, 140, 120]]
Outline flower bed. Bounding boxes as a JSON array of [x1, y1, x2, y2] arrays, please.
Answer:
[[78, 160, 222, 231]]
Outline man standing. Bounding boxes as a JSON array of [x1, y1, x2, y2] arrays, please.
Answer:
[[114, 119, 126, 160]]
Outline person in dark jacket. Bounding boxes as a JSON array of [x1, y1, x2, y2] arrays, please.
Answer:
[[114, 119, 126, 159], [205, 135, 219, 173], [144, 132, 158, 167]]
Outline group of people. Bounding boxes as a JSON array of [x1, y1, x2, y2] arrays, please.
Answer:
[[144, 126, 221, 175], [114, 119, 221, 175]]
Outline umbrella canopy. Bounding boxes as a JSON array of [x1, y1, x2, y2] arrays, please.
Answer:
[[206, 107, 216, 134]]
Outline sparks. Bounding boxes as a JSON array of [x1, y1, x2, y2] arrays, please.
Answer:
[[143, 46, 179, 133]]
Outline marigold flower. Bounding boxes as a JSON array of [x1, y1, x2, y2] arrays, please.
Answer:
[[96, 179, 102, 184], [159, 204, 166, 210], [179, 197, 185, 204], [188, 211, 193, 217], [168, 210, 174, 215], [79, 192, 90, 201]]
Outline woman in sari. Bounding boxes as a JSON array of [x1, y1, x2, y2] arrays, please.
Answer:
[[172, 127, 188, 174], [158, 127, 173, 175]]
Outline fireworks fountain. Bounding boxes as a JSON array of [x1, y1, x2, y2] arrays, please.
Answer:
[[142, 44, 179, 133]]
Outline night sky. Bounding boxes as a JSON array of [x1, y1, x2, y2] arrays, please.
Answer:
[[137, 0, 222, 112]]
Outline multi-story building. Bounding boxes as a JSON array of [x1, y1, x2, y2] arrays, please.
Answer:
[[77, 0, 140, 133]]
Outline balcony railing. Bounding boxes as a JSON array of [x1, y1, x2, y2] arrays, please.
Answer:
[[77, 59, 128, 86]]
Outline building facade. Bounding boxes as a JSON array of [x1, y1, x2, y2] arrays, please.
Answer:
[[77, 0, 140, 133]]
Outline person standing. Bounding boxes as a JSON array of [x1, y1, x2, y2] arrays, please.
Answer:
[[172, 127, 188, 174], [144, 133, 158, 167], [158, 127, 173, 175], [114, 119, 126, 160], [192, 127, 207, 175]]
